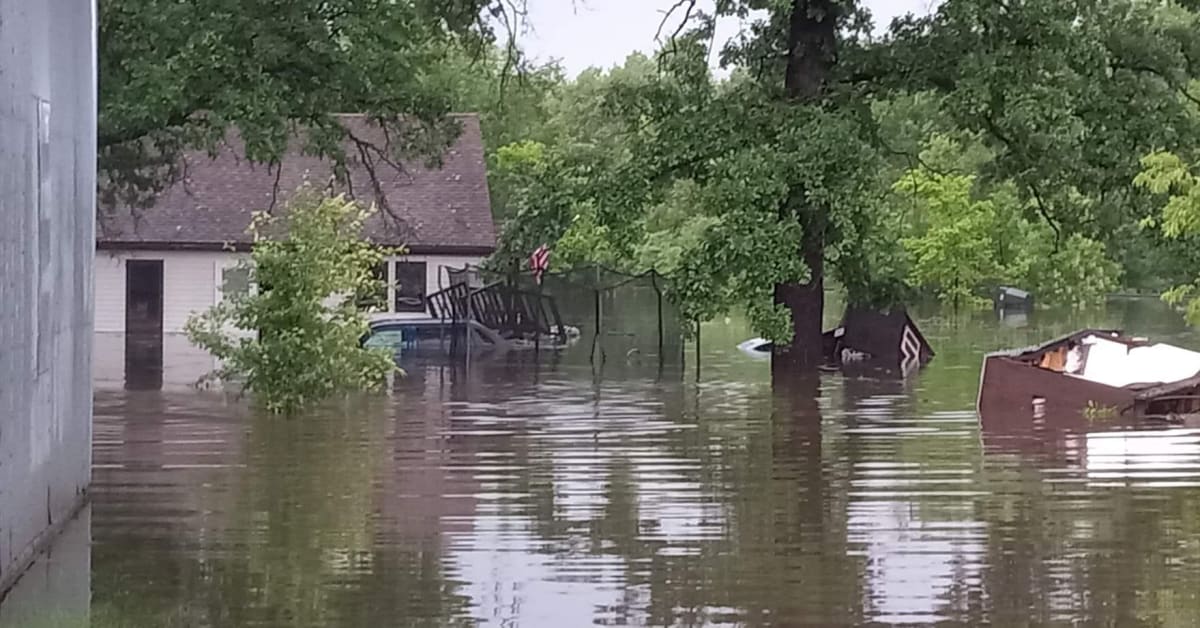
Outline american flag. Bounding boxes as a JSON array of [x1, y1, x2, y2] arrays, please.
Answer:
[[529, 244, 550, 284]]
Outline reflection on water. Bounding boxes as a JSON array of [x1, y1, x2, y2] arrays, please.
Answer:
[[0, 508, 90, 628], [5, 298, 1200, 626], [1082, 429, 1200, 486]]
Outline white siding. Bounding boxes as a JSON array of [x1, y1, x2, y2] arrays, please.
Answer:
[[378, 253, 487, 320], [162, 333, 220, 389], [90, 331, 124, 387], [94, 250, 247, 333], [96, 250, 486, 330], [93, 253, 125, 333], [91, 250, 488, 388], [421, 254, 489, 293], [94, 250, 240, 389], [93, 331, 220, 391]]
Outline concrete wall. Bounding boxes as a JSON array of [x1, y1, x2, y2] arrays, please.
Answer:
[[0, 1, 97, 595]]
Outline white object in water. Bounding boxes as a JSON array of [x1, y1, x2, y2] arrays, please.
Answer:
[[737, 338, 773, 360], [841, 348, 868, 363]]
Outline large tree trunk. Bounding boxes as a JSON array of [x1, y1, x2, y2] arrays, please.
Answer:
[[773, 229, 825, 372], [773, 0, 839, 376]]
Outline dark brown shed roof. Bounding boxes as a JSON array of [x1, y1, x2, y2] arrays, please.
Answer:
[[96, 114, 496, 255]]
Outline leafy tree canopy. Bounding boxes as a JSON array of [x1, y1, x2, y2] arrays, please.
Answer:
[[99, 0, 519, 207], [488, 0, 1200, 360], [1135, 150, 1200, 324]]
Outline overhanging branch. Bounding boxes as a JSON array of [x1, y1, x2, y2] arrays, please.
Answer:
[[1111, 61, 1200, 108], [980, 112, 1062, 250], [656, 0, 699, 45], [1027, 181, 1062, 250]]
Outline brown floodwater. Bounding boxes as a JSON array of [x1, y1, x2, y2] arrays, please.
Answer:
[[5, 298, 1200, 627]]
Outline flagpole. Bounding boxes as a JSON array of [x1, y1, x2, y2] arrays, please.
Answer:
[[529, 244, 550, 357]]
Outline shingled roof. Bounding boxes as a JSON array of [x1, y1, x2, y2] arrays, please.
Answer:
[[96, 114, 496, 255]]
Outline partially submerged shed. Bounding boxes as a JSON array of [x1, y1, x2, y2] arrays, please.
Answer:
[[978, 329, 1200, 422], [736, 306, 935, 376], [824, 306, 935, 376]]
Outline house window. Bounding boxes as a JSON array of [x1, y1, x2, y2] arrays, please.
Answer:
[[393, 261, 426, 313], [221, 265, 251, 298], [357, 263, 388, 311]]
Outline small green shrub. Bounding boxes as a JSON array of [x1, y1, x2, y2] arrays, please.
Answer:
[[186, 187, 397, 414]]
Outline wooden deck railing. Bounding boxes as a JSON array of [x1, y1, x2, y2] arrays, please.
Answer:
[[427, 282, 565, 342]]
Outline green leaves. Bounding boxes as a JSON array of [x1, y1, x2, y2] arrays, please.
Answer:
[[1164, 281, 1200, 325], [1135, 150, 1200, 324], [895, 170, 998, 308], [185, 189, 397, 414], [99, 0, 505, 207], [1013, 232, 1121, 309], [635, 180, 722, 275], [892, 157, 1121, 309], [876, 0, 1200, 248], [484, 0, 1200, 341], [1135, 151, 1200, 239]]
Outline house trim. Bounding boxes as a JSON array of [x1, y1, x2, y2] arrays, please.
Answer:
[[96, 241, 496, 256]]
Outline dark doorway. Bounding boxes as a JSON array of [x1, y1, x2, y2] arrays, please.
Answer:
[[125, 260, 164, 390]]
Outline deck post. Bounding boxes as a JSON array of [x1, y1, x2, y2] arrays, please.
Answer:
[[534, 282, 542, 356], [465, 286, 474, 368]]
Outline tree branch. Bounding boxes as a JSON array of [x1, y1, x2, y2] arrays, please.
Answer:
[[656, 0, 699, 45], [864, 114, 950, 176], [494, 0, 528, 101], [1111, 61, 1200, 108], [344, 127, 415, 235], [980, 112, 1061, 249], [98, 111, 196, 151], [1027, 181, 1062, 250], [268, 160, 283, 214]]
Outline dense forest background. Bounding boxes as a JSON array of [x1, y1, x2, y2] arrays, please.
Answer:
[[431, 2, 1200, 341], [98, 0, 1200, 346], [461, 43, 1197, 317]]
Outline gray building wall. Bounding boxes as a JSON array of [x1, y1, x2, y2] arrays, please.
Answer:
[[0, 1, 97, 595]]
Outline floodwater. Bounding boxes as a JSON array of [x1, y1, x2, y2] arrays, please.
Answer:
[[5, 298, 1200, 627]]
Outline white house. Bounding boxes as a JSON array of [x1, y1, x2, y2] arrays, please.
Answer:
[[93, 114, 496, 388]]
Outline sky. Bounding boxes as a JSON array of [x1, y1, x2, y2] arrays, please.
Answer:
[[518, 0, 940, 77]]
